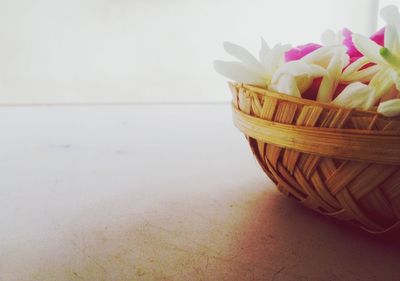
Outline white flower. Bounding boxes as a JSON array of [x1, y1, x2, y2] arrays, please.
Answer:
[[331, 82, 376, 110], [269, 60, 326, 97], [341, 57, 381, 83], [377, 98, 400, 116], [213, 39, 326, 97], [213, 39, 290, 87], [301, 46, 349, 102], [351, 5, 400, 105]]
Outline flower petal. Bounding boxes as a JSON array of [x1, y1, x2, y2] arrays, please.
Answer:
[[377, 98, 400, 116], [213, 60, 265, 85], [381, 6, 400, 53], [352, 33, 386, 65], [370, 27, 385, 46], [301, 46, 332, 64], [341, 64, 380, 83], [284, 43, 321, 62], [389, 69, 400, 91], [262, 43, 292, 76], [384, 25, 400, 53], [380, 85, 399, 102], [271, 61, 326, 84], [259, 37, 270, 65], [342, 57, 370, 77], [342, 28, 363, 59], [381, 5, 400, 31], [368, 68, 395, 104], [331, 82, 375, 110], [301, 46, 348, 68], [223, 42, 264, 74], [269, 73, 301, 97], [296, 76, 314, 94], [316, 48, 349, 102]]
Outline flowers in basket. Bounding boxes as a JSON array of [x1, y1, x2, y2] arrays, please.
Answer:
[[214, 5, 400, 117]]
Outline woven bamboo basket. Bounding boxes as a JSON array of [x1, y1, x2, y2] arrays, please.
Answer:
[[230, 82, 400, 235]]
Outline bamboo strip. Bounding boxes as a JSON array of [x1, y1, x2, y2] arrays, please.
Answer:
[[233, 107, 400, 165], [231, 83, 400, 234]]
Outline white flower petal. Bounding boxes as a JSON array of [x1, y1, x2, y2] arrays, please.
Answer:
[[302, 46, 348, 70], [262, 43, 291, 76], [377, 98, 400, 116], [223, 42, 264, 74], [368, 68, 395, 104], [306, 64, 328, 77], [342, 64, 381, 83], [272, 61, 326, 84], [317, 76, 336, 103], [384, 24, 400, 52], [352, 33, 386, 65], [381, 5, 400, 31], [342, 57, 370, 78], [269, 73, 301, 97], [381, 5, 400, 53], [301, 46, 335, 66], [259, 37, 271, 66], [380, 85, 399, 102], [390, 70, 400, 90], [296, 76, 314, 94], [317, 49, 349, 102], [213, 60, 265, 85], [332, 82, 375, 110]]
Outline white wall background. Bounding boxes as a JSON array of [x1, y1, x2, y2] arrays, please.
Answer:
[[0, 0, 381, 104]]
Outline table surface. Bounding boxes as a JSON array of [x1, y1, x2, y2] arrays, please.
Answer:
[[1, 104, 399, 281]]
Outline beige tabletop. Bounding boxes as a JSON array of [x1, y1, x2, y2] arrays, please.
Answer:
[[1, 104, 399, 281]]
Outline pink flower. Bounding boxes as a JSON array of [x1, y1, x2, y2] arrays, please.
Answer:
[[343, 27, 385, 63], [285, 43, 321, 62], [285, 28, 385, 64]]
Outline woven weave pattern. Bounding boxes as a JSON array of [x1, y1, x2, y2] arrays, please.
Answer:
[[231, 83, 400, 234]]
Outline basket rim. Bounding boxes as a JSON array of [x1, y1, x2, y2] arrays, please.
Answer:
[[233, 104, 400, 136], [232, 105, 400, 164], [233, 83, 400, 120]]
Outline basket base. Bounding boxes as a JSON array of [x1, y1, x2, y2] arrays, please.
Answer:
[[248, 137, 400, 236]]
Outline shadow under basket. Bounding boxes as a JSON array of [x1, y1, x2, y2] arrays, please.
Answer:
[[230, 83, 400, 236]]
